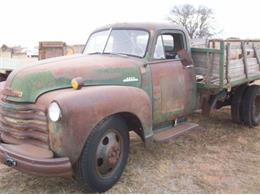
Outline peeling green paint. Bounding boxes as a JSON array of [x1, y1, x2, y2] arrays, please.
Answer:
[[7, 63, 142, 102], [8, 71, 70, 102]]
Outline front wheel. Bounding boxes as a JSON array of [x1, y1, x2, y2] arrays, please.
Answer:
[[74, 116, 129, 193]]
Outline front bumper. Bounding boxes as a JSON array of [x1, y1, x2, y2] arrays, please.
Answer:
[[0, 143, 72, 177]]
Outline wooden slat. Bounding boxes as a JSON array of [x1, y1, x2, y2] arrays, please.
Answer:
[[226, 43, 231, 87], [241, 42, 249, 79], [253, 46, 260, 71], [192, 40, 260, 88]]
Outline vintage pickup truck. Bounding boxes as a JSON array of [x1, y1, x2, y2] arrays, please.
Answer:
[[0, 23, 259, 192]]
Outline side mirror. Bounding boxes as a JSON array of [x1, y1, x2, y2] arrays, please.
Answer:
[[177, 49, 194, 67]]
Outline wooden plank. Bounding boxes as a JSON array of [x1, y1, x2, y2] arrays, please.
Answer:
[[241, 42, 249, 79], [210, 39, 260, 43], [226, 43, 231, 88], [191, 47, 221, 54], [205, 52, 217, 84], [213, 41, 216, 49], [219, 41, 225, 88], [253, 45, 260, 70]]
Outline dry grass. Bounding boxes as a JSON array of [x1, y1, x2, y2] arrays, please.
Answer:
[[0, 107, 259, 193]]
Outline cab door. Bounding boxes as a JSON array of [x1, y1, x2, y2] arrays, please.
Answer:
[[150, 31, 196, 127]]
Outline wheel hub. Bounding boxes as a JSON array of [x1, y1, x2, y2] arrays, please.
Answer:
[[96, 130, 122, 177], [107, 144, 120, 166]]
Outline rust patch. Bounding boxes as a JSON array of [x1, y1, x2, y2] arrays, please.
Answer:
[[160, 76, 185, 113], [36, 86, 152, 164], [0, 99, 49, 149], [0, 144, 72, 177], [2, 143, 53, 159]]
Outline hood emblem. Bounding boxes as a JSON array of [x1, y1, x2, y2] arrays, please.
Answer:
[[123, 77, 139, 83]]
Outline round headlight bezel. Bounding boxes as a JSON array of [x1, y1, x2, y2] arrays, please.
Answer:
[[48, 101, 62, 122]]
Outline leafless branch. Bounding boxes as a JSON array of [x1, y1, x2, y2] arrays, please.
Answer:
[[168, 4, 216, 39]]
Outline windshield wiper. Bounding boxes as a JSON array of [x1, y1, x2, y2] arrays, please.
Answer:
[[88, 52, 141, 58], [103, 52, 128, 57], [113, 53, 129, 57], [104, 52, 141, 58], [88, 52, 121, 56], [115, 53, 142, 58], [87, 52, 103, 55]]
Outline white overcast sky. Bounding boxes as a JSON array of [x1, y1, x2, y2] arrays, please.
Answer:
[[0, 0, 259, 47]]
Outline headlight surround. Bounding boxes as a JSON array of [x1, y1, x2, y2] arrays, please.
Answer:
[[48, 101, 62, 122]]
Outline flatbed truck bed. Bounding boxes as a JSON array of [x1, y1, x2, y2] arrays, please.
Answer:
[[192, 39, 260, 93]]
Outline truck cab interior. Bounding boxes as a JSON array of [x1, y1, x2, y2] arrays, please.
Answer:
[[154, 33, 185, 60]]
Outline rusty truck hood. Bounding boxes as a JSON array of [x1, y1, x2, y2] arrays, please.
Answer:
[[4, 54, 144, 103]]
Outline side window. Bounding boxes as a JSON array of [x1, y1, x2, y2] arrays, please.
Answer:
[[153, 35, 165, 59], [153, 33, 185, 60], [162, 35, 175, 59]]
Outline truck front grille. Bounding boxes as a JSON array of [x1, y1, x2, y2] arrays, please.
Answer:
[[0, 100, 49, 149]]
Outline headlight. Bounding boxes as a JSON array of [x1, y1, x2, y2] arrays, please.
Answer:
[[48, 102, 62, 122]]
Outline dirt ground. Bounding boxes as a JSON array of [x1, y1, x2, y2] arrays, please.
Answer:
[[0, 106, 259, 193]]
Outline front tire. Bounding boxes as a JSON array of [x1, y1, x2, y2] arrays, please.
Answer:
[[74, 116, 129, 193]]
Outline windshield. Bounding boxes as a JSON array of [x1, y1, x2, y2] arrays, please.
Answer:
[[84, 29, 149, 58]]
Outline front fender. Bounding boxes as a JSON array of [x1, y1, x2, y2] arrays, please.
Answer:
[[46, 86, 152, 163]]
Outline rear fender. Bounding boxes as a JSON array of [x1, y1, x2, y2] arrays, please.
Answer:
[[48, 86, 152, 163]]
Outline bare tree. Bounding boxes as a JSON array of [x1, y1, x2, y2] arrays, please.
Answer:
[[168, 4, 215, 39]]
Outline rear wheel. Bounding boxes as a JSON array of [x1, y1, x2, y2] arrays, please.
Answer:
[[241, 85, 260, 127], [74, 116, 129, 193], [231, 85, 248, 123]]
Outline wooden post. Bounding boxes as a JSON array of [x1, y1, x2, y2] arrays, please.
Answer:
[[226, 43, 231, 90], [219, 41, 225, 89], [253, 45, 260, 71], [241, 41, 249, 79]]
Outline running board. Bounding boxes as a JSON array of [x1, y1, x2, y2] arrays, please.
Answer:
[[153, 122, 199, 142]]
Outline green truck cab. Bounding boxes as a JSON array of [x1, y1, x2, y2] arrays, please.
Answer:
[[0, 23, 259, 192]]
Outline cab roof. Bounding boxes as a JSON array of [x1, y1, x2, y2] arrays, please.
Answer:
[[94, 22, 186, 33]]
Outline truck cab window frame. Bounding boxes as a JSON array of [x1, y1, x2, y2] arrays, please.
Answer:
[[83, 28, 150, 58], [153, 31, 186, 61]]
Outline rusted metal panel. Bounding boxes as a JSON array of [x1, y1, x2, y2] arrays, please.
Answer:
[[150, 60, 185, 125], [38, 41, 66, 60], [2, 143, 53, 159], [0, 144, 72, 176], [36, 86, 153, 163], [153, 122, 198, 142], [150, 59, 196, 126], [0, 98, 49, 149], [160, 76, 185, 113]]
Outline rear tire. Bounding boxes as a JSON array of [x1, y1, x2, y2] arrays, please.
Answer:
[[241, 85, 260, 127], [231, 85, 248, 123], [74, 116, 129, 193]]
